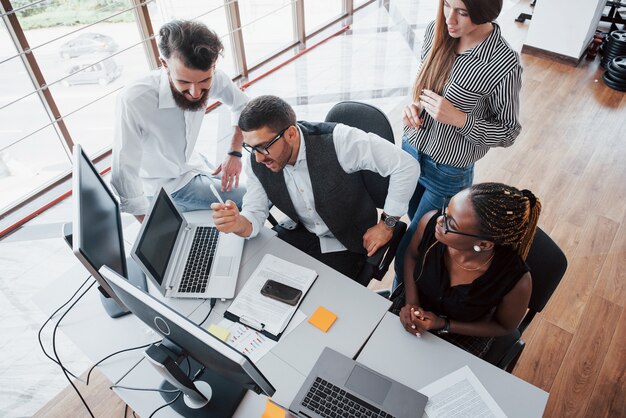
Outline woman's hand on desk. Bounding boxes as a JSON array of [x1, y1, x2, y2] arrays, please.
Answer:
[[399, 304, 424, 337], [211, 200, 252, 237], [411, 309, 445, 332]]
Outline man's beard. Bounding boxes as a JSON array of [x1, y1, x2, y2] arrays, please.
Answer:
[[169, 81, 209, 111]]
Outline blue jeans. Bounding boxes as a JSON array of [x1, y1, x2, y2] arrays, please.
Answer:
[[393, 138, 474, 289], [170, 174, 246, 213]]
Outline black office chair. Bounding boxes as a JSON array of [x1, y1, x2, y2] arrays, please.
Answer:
[[324, 101, 407, 286], [483, 227, 568, 372]]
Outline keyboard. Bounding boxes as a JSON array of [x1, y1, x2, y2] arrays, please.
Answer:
[[301, 377, 396, 418], [178, 227, 219, 294]]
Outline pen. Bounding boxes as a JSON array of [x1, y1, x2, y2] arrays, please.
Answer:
[[240, 315, 265, 331], [209, 183, 225, 205], [418, 107, 426, 129]]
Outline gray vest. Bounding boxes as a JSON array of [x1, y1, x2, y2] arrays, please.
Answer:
[[251, 121, 378, 254]]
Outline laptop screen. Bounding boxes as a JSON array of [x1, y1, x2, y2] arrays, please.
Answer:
[[134, 190, 183, 285]]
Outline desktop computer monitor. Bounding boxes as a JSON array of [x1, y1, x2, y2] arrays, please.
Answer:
[[100, 265, 275, 417], [68, 144, 146, 318]]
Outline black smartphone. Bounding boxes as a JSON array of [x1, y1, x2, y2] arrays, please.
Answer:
[[260, 279, 302, 306]]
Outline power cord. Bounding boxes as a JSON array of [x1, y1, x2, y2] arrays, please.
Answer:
[[51, 279, 97, 417], [148, 392, 181, 417], [37, 274, 93, 382], [86, 341, 160, 385], [111, 384, 180, 393], [197, 298, 217, 327], [146, 357, 207, 417]]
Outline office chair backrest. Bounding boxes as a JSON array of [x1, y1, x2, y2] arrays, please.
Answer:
[[519, 227, 567, 333], [484, 227, 567, 370], [324, 101, 394, 208], [324, 101, 405, 285]]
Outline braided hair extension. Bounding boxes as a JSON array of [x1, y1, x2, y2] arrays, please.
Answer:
[[469, 183, 542, 260]]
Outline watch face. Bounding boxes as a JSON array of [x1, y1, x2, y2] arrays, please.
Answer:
[[384, 217, 397, 228]]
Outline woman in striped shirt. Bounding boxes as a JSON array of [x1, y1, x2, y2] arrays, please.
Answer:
[[395, 0, 522, 288]]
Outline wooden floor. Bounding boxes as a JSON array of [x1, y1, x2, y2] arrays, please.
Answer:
[[379, 48, 626, 418], [35, 12, 626, 418]]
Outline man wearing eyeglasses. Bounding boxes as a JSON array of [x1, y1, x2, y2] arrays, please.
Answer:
[[111, 20, 248, 222], [211, 95, 419, 280]]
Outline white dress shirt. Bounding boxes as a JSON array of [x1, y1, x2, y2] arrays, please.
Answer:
[[240, 123, 419, 253], [111, 69, 249, 215]]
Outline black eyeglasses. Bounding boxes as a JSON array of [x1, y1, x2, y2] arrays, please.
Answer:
[[242, 126, 290, 155], [440, 203, 487, 239]]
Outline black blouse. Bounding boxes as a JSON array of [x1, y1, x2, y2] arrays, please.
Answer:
[[411, 214, 529, 322]]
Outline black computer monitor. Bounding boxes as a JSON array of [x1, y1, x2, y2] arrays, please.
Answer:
[[68, 144, 146, 318], [100, 265, 275, 417]]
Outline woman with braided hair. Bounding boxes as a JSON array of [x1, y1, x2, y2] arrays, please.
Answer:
[[390, 183, 541, 357]]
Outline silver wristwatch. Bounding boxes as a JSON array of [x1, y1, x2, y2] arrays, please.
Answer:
[[381, 212, 399, 229]]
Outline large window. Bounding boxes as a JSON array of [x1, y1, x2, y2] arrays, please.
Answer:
[[304, 0, 343, 35], [238, 0, 295, 67], [148, 0, 236, 77], [0, 18, 71, 212], [1, 0, 363, 217]]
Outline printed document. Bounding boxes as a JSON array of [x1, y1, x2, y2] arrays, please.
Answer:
[[225, 254, 317, 338], [216, 310, 306, 363], [419, 366, 506, 418]]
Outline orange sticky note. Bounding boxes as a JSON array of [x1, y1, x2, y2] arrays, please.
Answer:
[[308, 306, 337, 332], [262, 398, 286, 418]]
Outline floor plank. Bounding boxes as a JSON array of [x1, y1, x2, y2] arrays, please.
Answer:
[[513, 320, 573, 392], [583, 307, 626, 418], [543, 295, 622, 417], [33, 368, 129, 418], [543, 215, 619, 333]]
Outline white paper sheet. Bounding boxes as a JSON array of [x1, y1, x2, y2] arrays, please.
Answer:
[[419, 366, 507, 418], [216, 310, 306, 363], [226, 254, 317, 336]]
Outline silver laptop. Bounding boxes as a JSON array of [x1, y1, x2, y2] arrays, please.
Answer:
[[131, 188, 244, 299], [290, 347, 428, 418]]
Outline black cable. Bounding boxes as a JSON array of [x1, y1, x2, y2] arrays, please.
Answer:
[[52, 280, 97, 418], [37, 274, 92, 381], [197, 298, 217, 327], [148, 391, 181, 418], [111, 384, 180, 393], [146, 353, 195, 417], [86, 341, 160, 385]]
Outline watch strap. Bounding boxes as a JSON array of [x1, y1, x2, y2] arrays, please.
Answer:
[[381, 212, 399, 228], [227, 150, 243, 158], [437, 318, 451, 335]]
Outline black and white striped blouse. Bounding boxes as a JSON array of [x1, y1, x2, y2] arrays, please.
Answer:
[[404, 21, 522, 168]]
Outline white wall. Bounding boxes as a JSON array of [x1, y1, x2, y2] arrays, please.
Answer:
[[524, 0, 606, 60]]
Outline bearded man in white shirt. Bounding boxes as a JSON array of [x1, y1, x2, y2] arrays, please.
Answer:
[[211, 95, 419, 281], [111, 20, 248, 222]]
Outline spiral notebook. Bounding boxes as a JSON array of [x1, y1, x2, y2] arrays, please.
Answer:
[[224, 254, 317, 341]]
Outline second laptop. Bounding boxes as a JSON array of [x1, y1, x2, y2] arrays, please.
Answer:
[[131, 188, 244, 299]]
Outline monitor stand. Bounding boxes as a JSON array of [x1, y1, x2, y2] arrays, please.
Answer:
[[62, 223, 147, 318], [146, 342, 246, 418], [101, 257, 147, 318]]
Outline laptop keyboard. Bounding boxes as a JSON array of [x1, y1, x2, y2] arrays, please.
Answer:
[[178, 227, 219, 294], [301, 377, 396, 418]]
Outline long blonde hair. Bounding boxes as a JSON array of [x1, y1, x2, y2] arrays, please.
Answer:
[[412, 1, 457, 100], [411, 0, 504, 101]]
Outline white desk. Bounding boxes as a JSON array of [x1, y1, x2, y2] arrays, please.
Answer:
[[33, 211, 275, 389], [113, 231, 392, 416], [356, 313, 549, 418]]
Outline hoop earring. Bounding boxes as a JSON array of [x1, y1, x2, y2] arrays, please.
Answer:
[[473, 245, 481, 252]]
